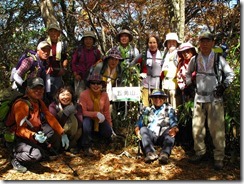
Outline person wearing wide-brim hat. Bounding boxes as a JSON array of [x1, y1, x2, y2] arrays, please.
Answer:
[[163, 32, 182, 48], [45, 23, 69, 104], [161, 32, 182, 110], [176, 42, 198, 102], [79, 73, 112, 157], [80, 31, 97, 44], [135, 88, 178, 164], [90, 46, 124, 101], [115, 29, 139, 64], [71, 31, 102, 98]]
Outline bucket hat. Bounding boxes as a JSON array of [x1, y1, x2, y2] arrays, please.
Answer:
[[104, 47, 124, 62], [163, 32, 182, 47], [47, 23, 61, 31], [149, 89, 168, 98], [86, 73, 106, 87], [199, 32, 215, 41], [81, 31, 97, 43], [27, 77, 44, 89], [116, 29, 133, 42], [177, 42, 197, 56]]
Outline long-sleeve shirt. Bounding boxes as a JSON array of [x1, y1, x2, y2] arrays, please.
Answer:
[[8, 97, 64, 143], [79, 89, 112, 126], [185, 51, 235, 103], [71, 46, 101, 79]]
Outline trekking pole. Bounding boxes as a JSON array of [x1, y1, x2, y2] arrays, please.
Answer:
[[20, 117, 79, 177]]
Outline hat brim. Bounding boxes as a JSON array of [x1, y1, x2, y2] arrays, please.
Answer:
[[149, 94, 168, 98], [104, 55, 124, 62], [164, 40, 182, 48], [116, 33, 133, 42]]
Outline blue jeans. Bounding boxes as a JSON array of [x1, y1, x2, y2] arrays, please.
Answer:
[[81, 117, 112, 148]]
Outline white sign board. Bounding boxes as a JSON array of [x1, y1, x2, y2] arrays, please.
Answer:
[[112, 87, 141, 102]]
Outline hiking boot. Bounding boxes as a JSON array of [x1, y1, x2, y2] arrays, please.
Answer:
[[11, 158, 27, 173], [70, 148, 79, 154], [144, 152, 158, 163], [84, 147, 95, 157], [214, 160, 224, 170], [188, 154, 205, 164], [158, 152, 169, 165]]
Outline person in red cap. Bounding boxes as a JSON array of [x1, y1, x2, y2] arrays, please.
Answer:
[[134, 89, 178, 164], [176, 42, 197, 102], [79, 73, 112, 156]]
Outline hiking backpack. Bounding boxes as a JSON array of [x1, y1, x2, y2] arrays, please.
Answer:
[[194, 52, 226, 85], [10, 50, 41, 82], [0, 88, 32, 142]]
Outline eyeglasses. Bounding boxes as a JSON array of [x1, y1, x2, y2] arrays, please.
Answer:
[[90, 81, 102, 85]]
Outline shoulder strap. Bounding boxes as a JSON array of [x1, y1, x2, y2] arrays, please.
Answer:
[[214, 53, 221, 84]]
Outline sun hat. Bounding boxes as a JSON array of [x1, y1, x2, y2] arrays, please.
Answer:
[[81, 31, 97, 43], [116, 29, 133, 42], [163, 32, 182, 47], [177, 42, 197, 56], [27, 77, 44, 89], [86, 73, 106, 87], [104, 47, 124, 62], [37, 41, 51, 50], [199, 32, 215, 41], [47, 23, 61, 31], [149, 89, 168, 98]]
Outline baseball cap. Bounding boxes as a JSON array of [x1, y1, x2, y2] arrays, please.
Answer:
[[37, 41, 51, 50], [27, 77, 44, 88]]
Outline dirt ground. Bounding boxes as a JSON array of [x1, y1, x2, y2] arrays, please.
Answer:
[[0, 138, 240, 181]]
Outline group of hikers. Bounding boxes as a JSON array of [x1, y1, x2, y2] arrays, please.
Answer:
[[5, 22, 235, 173]]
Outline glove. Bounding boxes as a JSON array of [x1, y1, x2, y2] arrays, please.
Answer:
[[61, 134, 69, 150], [140, 73, 147, 79], [97, 112, 105, 123], [214, 84, 226, 97], [34, 131, 47, 144], [63, 104, 76, 117], [111, 127, 117, 136]]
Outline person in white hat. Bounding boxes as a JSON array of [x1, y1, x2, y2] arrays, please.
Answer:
[[161, 32, 182, 109], [11, 41, 51, 93], [71, 31, 102, 99], [176, 42, 197, 102]]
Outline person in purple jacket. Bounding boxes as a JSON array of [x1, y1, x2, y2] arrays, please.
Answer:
[[71, 31, 102, 99]]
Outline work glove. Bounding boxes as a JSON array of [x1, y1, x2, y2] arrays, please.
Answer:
[[63, 104, 76, 117], [140, 73, 147, 79], [34, 131, 47, 144], [214, 84, 226, 98], [97, 112, 105, 123], [61, 134, 69, 150]]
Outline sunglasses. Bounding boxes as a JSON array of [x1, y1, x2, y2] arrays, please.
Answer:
[[90, 81, 102, 85]]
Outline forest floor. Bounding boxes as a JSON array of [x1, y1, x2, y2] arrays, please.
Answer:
[[0, 136, 241, 181]]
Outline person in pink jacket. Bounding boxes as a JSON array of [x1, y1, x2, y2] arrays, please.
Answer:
[[79, 73, 112, 156]]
